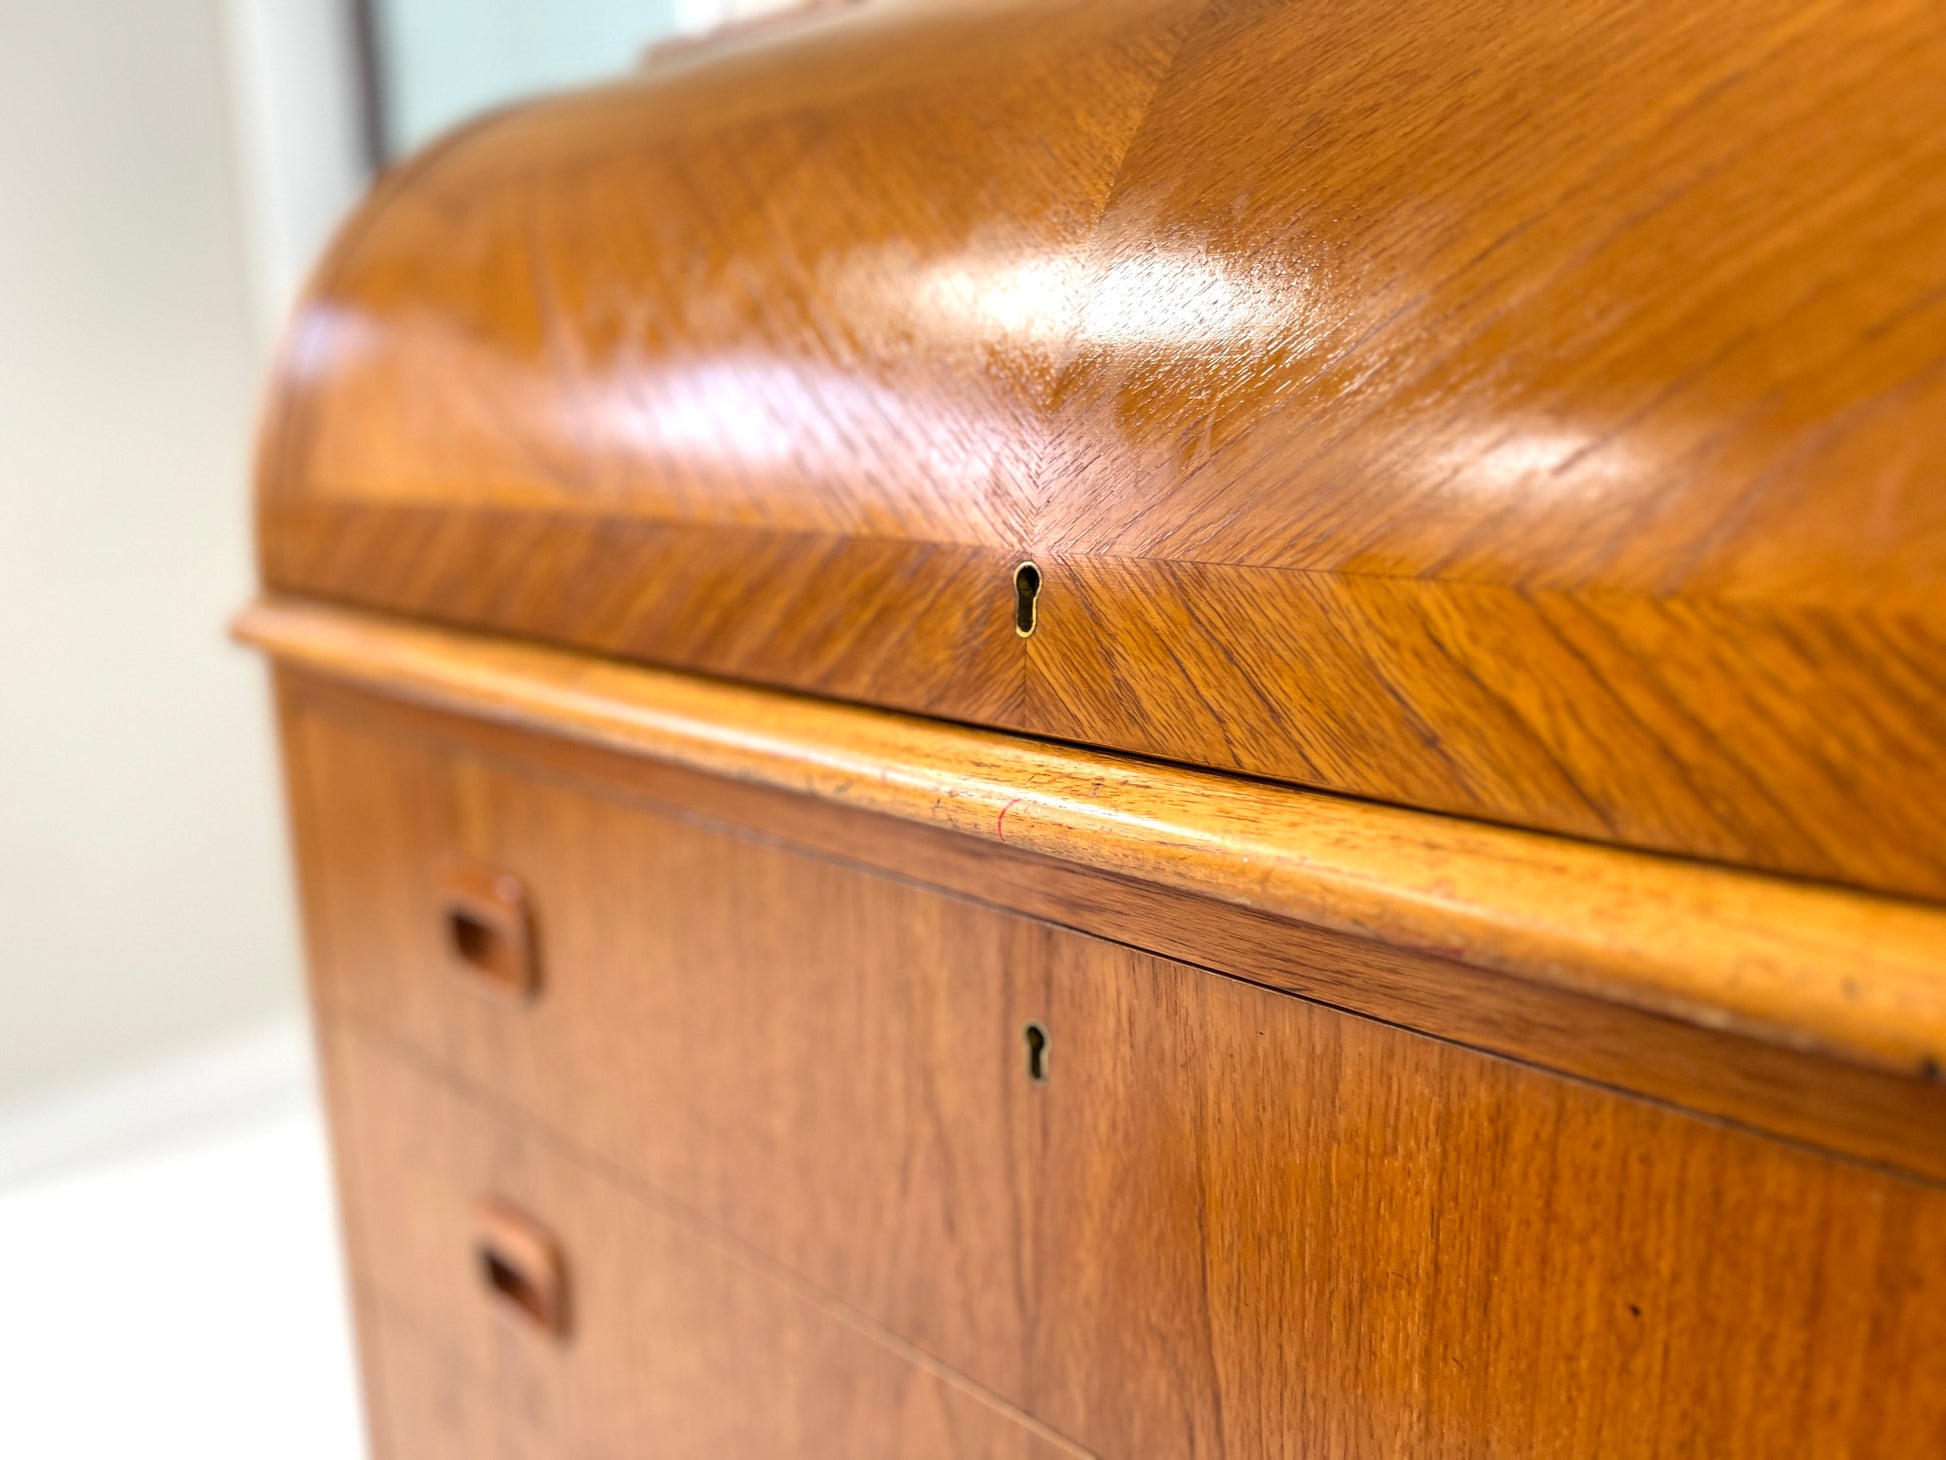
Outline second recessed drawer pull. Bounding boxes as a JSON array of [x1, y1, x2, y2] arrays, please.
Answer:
[[474, 1197, 569, 1339]]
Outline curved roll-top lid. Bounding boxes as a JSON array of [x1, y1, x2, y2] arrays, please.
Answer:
[[257, 0, 1946, 901]]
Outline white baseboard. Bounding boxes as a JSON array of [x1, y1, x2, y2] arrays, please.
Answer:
[[0, 1014, 316, 1189]]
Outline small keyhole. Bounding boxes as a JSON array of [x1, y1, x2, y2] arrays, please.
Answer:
[[1023, 1021, 1049, 1082], [1013, 562, 1041, 637]]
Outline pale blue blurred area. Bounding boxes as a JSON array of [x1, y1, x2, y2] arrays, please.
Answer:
[[373, 0, 685, 156]]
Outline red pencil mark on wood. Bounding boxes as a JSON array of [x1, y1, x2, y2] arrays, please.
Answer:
[[996, 797, 1023, 841]]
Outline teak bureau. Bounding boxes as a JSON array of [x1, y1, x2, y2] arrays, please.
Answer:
[[241, 0, 1946, 1454]]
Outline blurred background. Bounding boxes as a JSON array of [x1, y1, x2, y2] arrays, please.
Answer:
[[0, 2, 794, 1453]]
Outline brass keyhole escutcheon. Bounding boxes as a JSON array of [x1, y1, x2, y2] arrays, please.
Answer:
[[1023, 1021, 1050, 1082], [1013, 561, 1041, 637]]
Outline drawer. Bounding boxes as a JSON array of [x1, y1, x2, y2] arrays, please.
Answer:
[[290, 710, 1036, 1384], [326, 1026, 1073, 1459], [291, 709, 1946, 1457]]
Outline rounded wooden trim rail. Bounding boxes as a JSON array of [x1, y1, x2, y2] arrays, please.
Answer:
[[236, 597, 1946, 1081]]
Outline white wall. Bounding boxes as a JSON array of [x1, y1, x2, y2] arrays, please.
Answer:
[[0, 0, 799, 1107], [0, 0, 303, 1102], [223, 0, 371, 333]]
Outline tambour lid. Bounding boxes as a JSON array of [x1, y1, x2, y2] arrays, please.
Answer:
[[256, 0, 1946, 901]]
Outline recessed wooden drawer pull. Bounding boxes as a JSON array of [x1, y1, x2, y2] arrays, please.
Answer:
[[474, 1197, 569, 1339], [439, 858, 539, 1000]]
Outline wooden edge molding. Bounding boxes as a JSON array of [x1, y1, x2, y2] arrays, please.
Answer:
[[234, 596, 1946, 1082]]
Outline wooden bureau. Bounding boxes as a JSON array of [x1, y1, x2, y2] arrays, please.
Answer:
[[242, 0, 1946, 1454]]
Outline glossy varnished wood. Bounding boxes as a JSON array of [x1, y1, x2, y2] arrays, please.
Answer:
[[291, 723, 1946, 1457], [257, 0, 1946, 897], [242, 598, 1946, 1080], [248, 6, 1946, 1447], [282, 669, 1946, 1184]]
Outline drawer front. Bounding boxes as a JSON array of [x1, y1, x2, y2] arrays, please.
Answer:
[[291, 709, 1946, 1457], [326, 1026, 1072, 1459], [290, 711, 1037, 1384]]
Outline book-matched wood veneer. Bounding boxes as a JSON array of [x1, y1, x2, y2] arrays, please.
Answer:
[[246, 1, 1946, 1451], [258, 0, 1946, 898]]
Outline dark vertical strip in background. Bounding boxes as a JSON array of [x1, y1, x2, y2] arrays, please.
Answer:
[[346, 0, 391, 169]]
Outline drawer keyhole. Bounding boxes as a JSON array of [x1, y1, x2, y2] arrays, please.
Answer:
[[1013, 561, 1040, 637], [1023, 1021, 1050, 1083]]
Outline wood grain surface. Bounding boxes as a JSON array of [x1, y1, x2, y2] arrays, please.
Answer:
[[242, 597, 1946, 1080], [255, 0, 1946, 898], [308, 831, 1946, 1457], [320, 1027, 1083, 1459], [281, 671, 1946, 1182]]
